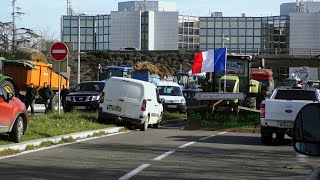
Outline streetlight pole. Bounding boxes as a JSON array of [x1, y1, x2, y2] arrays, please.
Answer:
[[77, 15, 81, 84]]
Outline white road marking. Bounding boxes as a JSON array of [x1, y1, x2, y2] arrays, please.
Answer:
[[178, 141, 196, 149], [52, 49, 66, 53], [199, 132, 228, 141], [118, 164, 151, 180], [153, 150, 176, 161], [218, 132, 227, 135], [199, 135, 216, 141], [0, 131, 129, 160], [296, 153, 308, 163]]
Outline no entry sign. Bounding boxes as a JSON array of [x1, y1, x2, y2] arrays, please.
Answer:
[[50, 42, 69, 61]]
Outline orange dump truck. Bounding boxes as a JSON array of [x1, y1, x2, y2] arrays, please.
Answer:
[[1, 48, 69, 112]]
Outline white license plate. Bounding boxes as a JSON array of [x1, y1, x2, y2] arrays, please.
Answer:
[[280, 122, 293, 128], [167, 105, 177, 108], [108, 106, 121, 112], [76, 106, 86, 110]]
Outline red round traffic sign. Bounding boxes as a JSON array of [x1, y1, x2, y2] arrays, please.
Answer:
[[50, 42, 69, 61]]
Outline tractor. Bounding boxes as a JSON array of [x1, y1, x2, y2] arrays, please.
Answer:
[[200, 55, 265, 110]]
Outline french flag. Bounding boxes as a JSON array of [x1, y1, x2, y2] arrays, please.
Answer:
[[192, 48, 227, 74]]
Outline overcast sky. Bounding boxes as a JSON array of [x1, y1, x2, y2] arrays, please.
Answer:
[[0, 0, 295, 39]]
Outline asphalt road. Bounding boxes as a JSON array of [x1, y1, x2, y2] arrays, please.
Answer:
[[0, 125, 319, 180]]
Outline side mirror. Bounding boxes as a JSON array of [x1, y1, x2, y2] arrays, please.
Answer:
[[293, 103, 320, 156], [7, 93, 14, 101]]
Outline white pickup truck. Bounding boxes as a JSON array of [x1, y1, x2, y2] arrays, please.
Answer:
[[260, 87, 320, 144]]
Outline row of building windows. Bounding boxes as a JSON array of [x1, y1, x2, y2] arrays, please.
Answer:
[[63, 35, 110, 43], [63, 16, 110, 28]]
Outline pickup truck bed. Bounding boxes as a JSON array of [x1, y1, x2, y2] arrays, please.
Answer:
[[260, 87, 320, 144]]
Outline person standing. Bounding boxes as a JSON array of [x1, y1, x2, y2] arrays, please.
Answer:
[[40, 82, 53, 114], [60, 85, 70, 109], [25, 83, 37, 115]]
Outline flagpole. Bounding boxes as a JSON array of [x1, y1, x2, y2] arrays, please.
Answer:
[[224, 47, 227, 92], [222, 33, 227, 92]]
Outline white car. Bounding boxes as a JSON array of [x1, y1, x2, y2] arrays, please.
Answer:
[[98, 77, 163, 131], [156, 81, 187, 113]]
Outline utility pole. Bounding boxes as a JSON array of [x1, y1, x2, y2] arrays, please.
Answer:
[[11, 0, 16, 53]]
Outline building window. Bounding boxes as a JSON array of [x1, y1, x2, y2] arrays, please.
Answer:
[[231, 21, 238, 28], [86, 43, 93, 50], [80, 36, 85, 42], [86, 36, 94, 43], [215, 29, 222, 36], [71, 28, 78, 35], [239, 22, 245, 28], [254, 29, 261, 36], [239, 37, 245, 43], [80, 28, 86, 35], [239, 29, 246, 36], [200, 21, 207, 28], [200, 29, 207, 36], [208, 22, 214, 28], [223, 21, 230, 28], [87, 20, 94, 27], [215, 21, 222, 28], [246, 37, 253, 43], [63, 36, 70, 42], [63, 28, 71, 35], [247, 29, 253, 36], [71, 20, 78, 27], [63, 20, 70, 27], [86, 28, 94, 35], [247, 21, 254, 28], [71, 36, 78, 42]]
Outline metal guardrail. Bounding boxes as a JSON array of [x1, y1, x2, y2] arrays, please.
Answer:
[[231, 48, 320, 57]]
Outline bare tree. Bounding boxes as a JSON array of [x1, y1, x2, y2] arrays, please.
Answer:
[[0, 0, 40, 57]]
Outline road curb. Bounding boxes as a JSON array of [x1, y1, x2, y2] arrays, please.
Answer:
[[0, 127, 124, 152], [161, 118, 187, 126]]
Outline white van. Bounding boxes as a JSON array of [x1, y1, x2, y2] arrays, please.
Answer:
[[156, 81, 187, 113], [98, 77, 163, 131]]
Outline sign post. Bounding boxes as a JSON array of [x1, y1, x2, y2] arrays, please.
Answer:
[[50, 42, 69, 115], [195, 92, 246, 101]]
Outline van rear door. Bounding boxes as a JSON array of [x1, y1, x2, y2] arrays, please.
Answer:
[[124, 82, 144, 119], [104, 79, 126, 116]]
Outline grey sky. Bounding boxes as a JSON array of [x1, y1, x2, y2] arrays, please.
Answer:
[[0, 0, 295, 39]]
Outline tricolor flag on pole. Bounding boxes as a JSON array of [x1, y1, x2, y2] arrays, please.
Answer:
[[192, 48, 227, 74]]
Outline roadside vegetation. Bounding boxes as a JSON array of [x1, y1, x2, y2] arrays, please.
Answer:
[[0, 111, 114, 145], [163, 112, 187, 121]]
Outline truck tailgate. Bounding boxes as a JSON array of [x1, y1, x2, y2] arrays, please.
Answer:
[[265, 100, 313, 121]]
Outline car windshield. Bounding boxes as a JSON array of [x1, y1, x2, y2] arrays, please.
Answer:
[[274, 90, 317, 101], [75, 82, 104, 92], [157, 86, 182, 96]]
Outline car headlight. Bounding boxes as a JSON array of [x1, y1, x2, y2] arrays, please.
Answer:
[[91, 95, 100, 101], [66, 96, 72, 101], [181, 99, 186, 104]]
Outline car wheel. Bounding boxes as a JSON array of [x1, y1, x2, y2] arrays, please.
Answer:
[[276, 133, 285, 142], [140, 117, 149, 131], [154, 113, 162, 129], [261, 127, 273, 145], [98, 115, 105, 124], [10, 116, 24, 143], [49, 95, 59, 113]]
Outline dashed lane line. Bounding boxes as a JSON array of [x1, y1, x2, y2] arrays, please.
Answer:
[[153, 150, 176, 161], [118, 164, 151, 180], [178, 142, 196, 149]]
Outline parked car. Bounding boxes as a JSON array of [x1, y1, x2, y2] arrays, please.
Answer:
[[0, 85, 29, 143], [64, 81, 106, 112], [156, 81, 186, 113], [260, 87, 320, 144], [98, 77, 163, 131]]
